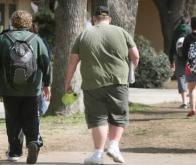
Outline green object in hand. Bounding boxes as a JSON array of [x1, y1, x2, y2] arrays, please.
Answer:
[[61, 92, 78, 105]]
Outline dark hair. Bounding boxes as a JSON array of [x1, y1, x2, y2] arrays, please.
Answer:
[[94, 6, 109, 16], [191, 17, 196, 30], [180, 16, 190, 24]]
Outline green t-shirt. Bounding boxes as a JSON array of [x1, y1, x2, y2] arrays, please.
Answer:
[[72, 23, 136, 90]]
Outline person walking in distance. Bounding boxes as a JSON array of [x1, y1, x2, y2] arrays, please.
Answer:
[[169, 16, 191, 109], [182, 17, 196, 117], [64, 6, 139, 164], [0, 10, 51, 164]]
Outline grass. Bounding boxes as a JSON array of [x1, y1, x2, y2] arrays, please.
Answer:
[[0, 103, 151, 129], [129, 102, 151, 112], [41, 112, 85, 126]]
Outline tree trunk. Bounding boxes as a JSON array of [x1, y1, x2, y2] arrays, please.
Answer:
[[108, 0, 138, 36], [184, 0, 196, 16], [48, 0, 86, 115], [153, 0, 185, 55]]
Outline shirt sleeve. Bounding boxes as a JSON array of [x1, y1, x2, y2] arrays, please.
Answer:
[[122, 29, 136, 48], [71, 33, 82, 54]]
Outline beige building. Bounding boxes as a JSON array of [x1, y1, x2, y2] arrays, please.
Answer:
[[0, 0, 33, 31], [135, 0, 163, 51]]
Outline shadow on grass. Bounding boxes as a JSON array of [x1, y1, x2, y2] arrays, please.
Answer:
[[131, 110, 186, 115], [0, 118, 5, 121], [122, 147, 196, 154]]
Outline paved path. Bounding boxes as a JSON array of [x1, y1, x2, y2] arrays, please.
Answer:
[[0, 151, 195, 165], [128, 88, 180, 105]]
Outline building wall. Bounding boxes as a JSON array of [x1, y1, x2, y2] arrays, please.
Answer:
[[135, 0, 163, 51], [0, 0, 31, 30]]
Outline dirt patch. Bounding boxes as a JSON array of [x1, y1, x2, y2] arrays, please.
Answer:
[[1, 101, 196, 160]]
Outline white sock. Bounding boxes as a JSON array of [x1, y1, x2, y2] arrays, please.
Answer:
[[94, 149, 104, 157], [109, 140, 119, 147]]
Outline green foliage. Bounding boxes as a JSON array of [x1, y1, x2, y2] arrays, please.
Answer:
[[132, 35, 172, 88], [34, 8, 55, 46]]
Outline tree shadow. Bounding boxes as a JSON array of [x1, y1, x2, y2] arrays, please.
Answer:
[[132, 110, 186, 115], [0, 160, 117, 165], [122, 147, 196, 154], [0, 118, 5, 122]]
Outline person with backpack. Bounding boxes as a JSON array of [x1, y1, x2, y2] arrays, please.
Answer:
[[182, 17, 196, 117], [169, 16, 191, 109], [0, 10, 51, 164]]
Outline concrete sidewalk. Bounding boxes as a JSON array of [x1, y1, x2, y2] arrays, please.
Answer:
[[128, 88, 180, 105], [0, 151, 195, 165]]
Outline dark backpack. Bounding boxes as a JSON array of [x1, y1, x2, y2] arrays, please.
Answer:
[[176, 36, 185, 59], [187, 41, 196, 74], [4, 32, 37, 89]]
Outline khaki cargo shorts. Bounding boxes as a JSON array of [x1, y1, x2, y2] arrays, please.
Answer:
[[83, 84, 129, 129]]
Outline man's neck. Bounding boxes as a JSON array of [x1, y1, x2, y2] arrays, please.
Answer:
[[95, 20, 110, 25]]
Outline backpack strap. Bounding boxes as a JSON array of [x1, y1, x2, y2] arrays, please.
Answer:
[[25, 33, 36, 44], [5, 32, 36, 44], [5, 32, 16, 43]]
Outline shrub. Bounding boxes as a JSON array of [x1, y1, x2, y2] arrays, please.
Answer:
[[33, 8, 55, 46], [131, 35, 172, 88]]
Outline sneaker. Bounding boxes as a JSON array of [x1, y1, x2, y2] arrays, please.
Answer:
[[179, 104, 188, 109], [187, 110, 195, 117], [84, 152, 103, 164], [107, 145, 125, 163], [26, 142, 39, 164], [6, 151, 21, 162]]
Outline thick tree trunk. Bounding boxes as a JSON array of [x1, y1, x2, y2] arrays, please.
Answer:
[[184, 0, 196, 16], [108, 0, 138, 36], [153, 0, 185, 55], [48, 0, 86, 115]]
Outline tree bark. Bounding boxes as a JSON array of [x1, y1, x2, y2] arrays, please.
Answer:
[[48, 0, 86, 115], [153, 0, 185, 55], [184, 0, 196, 17], [108, 0, 138, 36]]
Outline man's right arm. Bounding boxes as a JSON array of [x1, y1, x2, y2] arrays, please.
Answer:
[[128, 47, 140, 68], [64, 54, 80, 92]]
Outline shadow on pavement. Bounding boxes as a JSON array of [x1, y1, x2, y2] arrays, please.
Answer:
[[0, 160, 117, 165], [122, 147, 196, 154]]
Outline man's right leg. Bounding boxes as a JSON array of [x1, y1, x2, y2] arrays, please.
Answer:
[[3, 97, 23, 161], [21, 96, 42, 164]]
